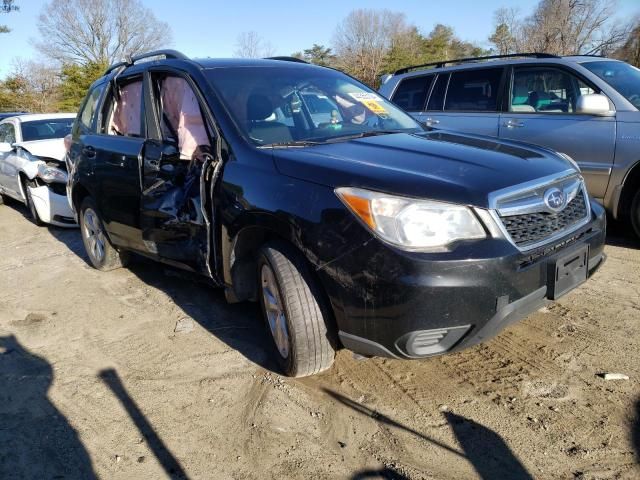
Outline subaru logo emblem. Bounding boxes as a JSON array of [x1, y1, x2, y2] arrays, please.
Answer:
[[544, 188, 566, 212]]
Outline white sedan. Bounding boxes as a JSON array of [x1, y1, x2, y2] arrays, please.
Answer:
[[0, 113, 77, 227]]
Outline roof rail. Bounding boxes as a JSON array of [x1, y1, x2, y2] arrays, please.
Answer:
[[104, 49, 189, 75], [265, 56, 309, 64], [393, 52, 560, 75]]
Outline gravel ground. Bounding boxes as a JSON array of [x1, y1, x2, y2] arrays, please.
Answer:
[[0, 198, 638, 480]]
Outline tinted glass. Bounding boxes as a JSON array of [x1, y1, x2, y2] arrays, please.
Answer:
[[0, 123, 16, 143], [21, 119, 74, 142], [427, 74, 448, 111], [205, 66, 421, 147], [511, 67, 596, 113], [79, 85, 104, 129], [392, 75, 434, 111], [445, 68, 503, 111], [582, 60, 640, 109]]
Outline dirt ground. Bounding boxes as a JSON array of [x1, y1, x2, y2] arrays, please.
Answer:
[[0, 198, 638, 480]]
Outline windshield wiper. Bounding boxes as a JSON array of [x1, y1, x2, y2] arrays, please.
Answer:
[[322, 130, 405, 143], [259, 140, 323, 148]]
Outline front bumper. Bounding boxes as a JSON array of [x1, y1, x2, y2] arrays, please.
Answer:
[[318, 200, 606, 359], [29, 185, 78, 228]]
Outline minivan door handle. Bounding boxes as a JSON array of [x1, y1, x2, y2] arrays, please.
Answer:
[[503, 119, 524, 128]]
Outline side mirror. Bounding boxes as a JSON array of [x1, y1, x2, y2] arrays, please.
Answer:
[[0, 142, 13, 154], [576, 94, 613, 116]]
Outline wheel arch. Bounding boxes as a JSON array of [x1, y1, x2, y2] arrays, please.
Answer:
[[618, 159, 640, 220]]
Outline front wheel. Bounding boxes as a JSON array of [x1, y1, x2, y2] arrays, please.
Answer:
[[80, 197, 129, 271], [631, 189, 640, 239], [258, 242, 336, 377], [24, 182, 43, 226]]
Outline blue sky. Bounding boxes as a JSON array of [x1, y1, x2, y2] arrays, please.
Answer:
[[1, 0, 639, 78]]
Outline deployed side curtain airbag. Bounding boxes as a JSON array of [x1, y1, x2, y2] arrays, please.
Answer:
[[110, 81, 143, 136], [160, 77, 210, 160]]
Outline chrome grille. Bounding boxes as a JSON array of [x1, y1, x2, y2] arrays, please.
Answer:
[[500, 190, 588, 247]]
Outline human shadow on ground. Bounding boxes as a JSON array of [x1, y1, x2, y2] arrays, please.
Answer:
[[99, 368, 190, 480], [324, 389, 533, 480], [0, 335, 96, 479], [633, 398, 640, 466]]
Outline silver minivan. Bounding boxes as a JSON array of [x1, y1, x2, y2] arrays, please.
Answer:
[[379, 53, 640, 237]]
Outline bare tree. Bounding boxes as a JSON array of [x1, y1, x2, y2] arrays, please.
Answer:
[[614, 18, 640, 66], [35, 0, 172, 66], [489, 7, 522, 54], [3, 60, 61, 112], [1, 0, 19, 33], [333, 9, 411, 87], [494, 0, 632, 56], [233, 31, 275, 58]]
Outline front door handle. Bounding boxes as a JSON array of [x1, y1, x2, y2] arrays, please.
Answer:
[[503, 119, 524, 128], [82, 146, 96, 159]]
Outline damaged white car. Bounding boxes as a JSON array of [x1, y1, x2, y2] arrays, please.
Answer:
[[0, 113, 77, 227]]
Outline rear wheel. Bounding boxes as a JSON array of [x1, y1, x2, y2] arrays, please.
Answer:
[[80, 197, 129, 271], [631, 189, 640, 239], [258, 242, 336, 377], [24, 181, 43, 226]]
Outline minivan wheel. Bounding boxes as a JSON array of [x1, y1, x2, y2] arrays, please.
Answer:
[[80, 197, 129, 271], [258, 242, 336, 377], [631, 190, 640, 239], [24, 182, 43, 226]]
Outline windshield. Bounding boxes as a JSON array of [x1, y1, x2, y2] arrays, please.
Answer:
[[582, 60, 640, 109], [205, 66, 422, 147], [21, 119, 74, 142]]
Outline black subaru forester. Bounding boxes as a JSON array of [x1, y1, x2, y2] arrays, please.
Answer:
[[68, 50, 606, 377]]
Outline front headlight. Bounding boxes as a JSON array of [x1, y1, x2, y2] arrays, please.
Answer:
[[37, 164, 68, 183], [336, 187, 486, 252]]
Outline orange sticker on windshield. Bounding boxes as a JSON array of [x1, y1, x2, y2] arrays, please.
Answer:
[[361, 99, 387, 115]]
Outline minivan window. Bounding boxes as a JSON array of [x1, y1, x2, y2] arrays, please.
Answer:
[[582, 60, 640, 110], [511, 67, 596, 113], [427, 74, 448, 111], [79, 85, 104, 129], [445, 68, 502, 112], [392, 75, 434, 111], [205, 66, 421, 147]]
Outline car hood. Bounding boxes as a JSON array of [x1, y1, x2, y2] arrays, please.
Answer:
[[272, 131, 577, 209], [15, 138, 66, 162]]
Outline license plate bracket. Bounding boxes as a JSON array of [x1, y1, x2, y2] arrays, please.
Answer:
[[547, 245, 589, 300]]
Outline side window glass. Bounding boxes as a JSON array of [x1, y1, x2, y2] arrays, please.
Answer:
[[79, 85, 104, 130], [427, 74, 448, 111], [445, 68, 503, 112], [0, 123, 16, 144], [108, 79, 143, 137], [156, 75, 211, 160], [511, 68, 595, 113], [392, 75, 434, 112]]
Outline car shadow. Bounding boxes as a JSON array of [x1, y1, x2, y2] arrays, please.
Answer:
[[634, 398, 640, 467], [0, 335, 96, 479], [350, 467, 409, 479], [324, 389, 533, 480], [605, 217, 639, 249]]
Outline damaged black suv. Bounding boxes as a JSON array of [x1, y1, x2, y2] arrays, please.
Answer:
[[68, 50, 606, 377]]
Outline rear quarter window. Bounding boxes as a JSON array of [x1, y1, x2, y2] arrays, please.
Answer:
[[392, 75, 434, 111], [444, 68, 503, 112]]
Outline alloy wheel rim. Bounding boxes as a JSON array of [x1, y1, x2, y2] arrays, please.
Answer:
[[83, 208, 106, 263], [261, 264, 290, 359]]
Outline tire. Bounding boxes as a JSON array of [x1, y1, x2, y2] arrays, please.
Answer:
[[0, 193, 4, 205], [24, 181, 44, 226], [258, 242, 336, 377], [79, 197, 129, 271], [631, 189, 640, 239]]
